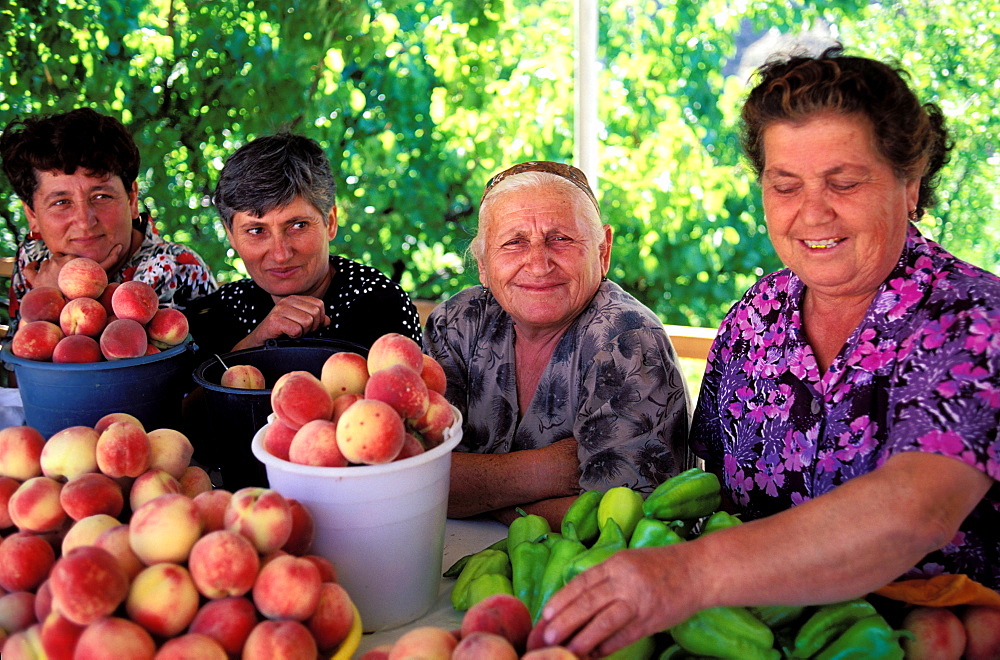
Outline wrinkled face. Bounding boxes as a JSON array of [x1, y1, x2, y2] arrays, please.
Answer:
[[24, 169, 138, 266], [761, 112, 920, 302], [477, 185, 611, 336], [225, 196, 337, 301]]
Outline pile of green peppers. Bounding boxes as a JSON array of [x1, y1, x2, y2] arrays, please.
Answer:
[[444, 469, 910, 659]]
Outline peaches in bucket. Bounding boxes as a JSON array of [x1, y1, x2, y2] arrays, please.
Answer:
[[262, 333, 455, 467]]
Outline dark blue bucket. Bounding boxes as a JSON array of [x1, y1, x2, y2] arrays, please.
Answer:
[[0, 337, 198, 439]]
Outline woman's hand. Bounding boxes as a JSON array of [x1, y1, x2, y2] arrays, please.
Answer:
[[235, 294, 330, 350]]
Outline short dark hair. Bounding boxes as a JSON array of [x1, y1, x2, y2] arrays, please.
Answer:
[[741, 45, 952, 217], [213, 132, 337, 231], [0, 108, 141, 209]]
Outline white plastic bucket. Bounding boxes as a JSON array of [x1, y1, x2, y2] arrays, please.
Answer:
[[251, 409, 462, 632]]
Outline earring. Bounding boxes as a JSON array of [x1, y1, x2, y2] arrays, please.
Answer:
[[908, 209, 918, 221]]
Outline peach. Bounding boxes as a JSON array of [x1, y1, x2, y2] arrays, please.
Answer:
[[97, 281, 119, 315], [10, 320, 63, 360], [154, 633, 228, 660], [56, 257, 108, 300], [39, 425, 99, 481], [73, 616, 155, 659], [193, 489, 232, 532], [263, 419, 297, 461], [270, 370, 333, 429], [128, 492, 204, 565], [95, 421, 151, 478], [38, 610, 85, 660], [126, 562, 200, 638], [307, 582, 354, 650], [48, 545, 129, 625], [145, 428, 194, 480], [460, 593, 533, 654], [34, 579, 53, 622], [367, 332, 424, 374], [224, 487, 293, 554], [179, 465, 213, 497], [188, 596, 258, 656], [420, 353, 448, 394], [93, 524, 144, 581], [145, 307, 189, 348], [128, 468, 182, 511], [331, 392, 363, 423], [99, 318, 148, 360], [52, 334, 102, 363], [521, 646, 579, 659], [365, 364, 430, 420], [220, 364, 266, 389], [8, 476, 66, 533], [144, 342, 160, 355], [110, 280, 159, 324], [0, 591, 38, 635], [94, 412, 144, 434], [962, 605, 1000, 660], [410, 390, 456, 448], [18, 286, 66, 324], [252, 554, 322, 621], [303, 554, 337, 583], [242, 619, 317, 660], [452, 631, 519, 660], [58, 296, 107, 337], [281, 498, 315, 555], [320, 351, 370, 397], [387, 626, 458, 660], [288, 418, 348, 467], [1, 624, 45, 659], [336, 398, 405, 465], [59, 472, 124, 521], [188, 530, 260, 599], [0, 425, 45, 481], [0, 531, 56, 592], [61, 513, 120, 555], [902, 606, 967, 660], [0, 475, 20, 527], [394, 432, 426, 461], [361, 646, 393, 660]]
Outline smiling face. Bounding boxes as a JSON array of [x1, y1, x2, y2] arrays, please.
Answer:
[[24, 169, 138, 267], [225, 196, 337, 301], [761, 112, 920, 303], [477, 184, 611, 337]]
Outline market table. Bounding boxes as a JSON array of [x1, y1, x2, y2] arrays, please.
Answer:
[[355, 516, 509, 655]]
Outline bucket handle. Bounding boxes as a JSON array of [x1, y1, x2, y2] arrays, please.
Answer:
[[214, 353, 231, 370]]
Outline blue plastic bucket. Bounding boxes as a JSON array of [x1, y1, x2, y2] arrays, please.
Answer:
[[0, 337, 198, 439]]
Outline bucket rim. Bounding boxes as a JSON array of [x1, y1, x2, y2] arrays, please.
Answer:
[[252, 407, 463, 478], [0, 335, 195, 371]]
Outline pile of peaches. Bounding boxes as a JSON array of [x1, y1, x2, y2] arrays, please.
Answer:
[[0, 414, 359, 659], [245, 332, 457, 467], [10, 256, 189, 363]]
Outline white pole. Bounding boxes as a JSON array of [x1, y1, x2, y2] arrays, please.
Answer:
[[575, 0, 599, 193]]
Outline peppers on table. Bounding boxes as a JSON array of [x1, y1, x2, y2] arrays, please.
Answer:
[[465, 572, 514, 608], [699, 510, 742, 536], [790, 598, 878, 658], [813, 614, 908, 660], [442, 537, 507, 578], [628, 517, 685, 549], [510, 538, 550, 616], [597, 485, 645, 541], [669, 606, 780, 660], [507, 507, 551, 551], [450, 548, 512, 611], [531, 536, 586, 622], [643, 467, 722, 521], [562, 518, 628, 583], [561, 489, 603, 545]]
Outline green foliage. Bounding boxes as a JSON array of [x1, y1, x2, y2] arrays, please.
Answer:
[[1, 0, 997, 329]]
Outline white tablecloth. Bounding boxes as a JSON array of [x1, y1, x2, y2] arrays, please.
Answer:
[[355, 517, 508, 655]]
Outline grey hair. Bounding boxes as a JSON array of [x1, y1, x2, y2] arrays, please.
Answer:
[[470, 171, 604, 263], [214, 132, 336, 231]]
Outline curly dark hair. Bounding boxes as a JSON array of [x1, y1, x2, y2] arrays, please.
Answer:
[[740, 45, 952, 217], [0, 108, 141, 209]]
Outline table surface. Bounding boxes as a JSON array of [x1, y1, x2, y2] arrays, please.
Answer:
[[355, 517, 509, 655]]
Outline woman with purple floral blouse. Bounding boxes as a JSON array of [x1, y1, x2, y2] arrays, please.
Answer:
[[539, 47, 1000, 659]]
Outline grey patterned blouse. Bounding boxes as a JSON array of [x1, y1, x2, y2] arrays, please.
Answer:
[[423, 280, 692, 493]]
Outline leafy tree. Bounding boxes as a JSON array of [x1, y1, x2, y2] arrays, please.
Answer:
[[1, 0, 997, 333]]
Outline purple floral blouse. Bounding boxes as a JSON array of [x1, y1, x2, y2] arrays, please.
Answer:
[[691, 225, 1000, 590]]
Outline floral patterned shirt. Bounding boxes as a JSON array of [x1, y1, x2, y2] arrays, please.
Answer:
[[11, 213, 217, 317], [424, 281, 692, 493], [691, 225, 1000, 590]]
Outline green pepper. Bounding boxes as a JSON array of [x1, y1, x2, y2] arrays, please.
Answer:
[[643, 468, 722, 521], [450, 548, 512, 611], [790, 598, 878, 658], [749, 604, 806, 630], [698, 510, 742, 536], [561, 489, 603, 545], [562, 518, 628, 583], [813, 614, 908, 660], [597, 486, 645, 542], [531, 536, 586, 622], [540, 531, 565, 548], [510, 539, 549, 614], [628, 517, 685, 548], [443, 537, 507, 578], [603, 633, 657, 659], [670, 606, 779, 660], [466, 572, 514, 608], [507, 507, 551, 551], [657, 643, 694, 659]]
